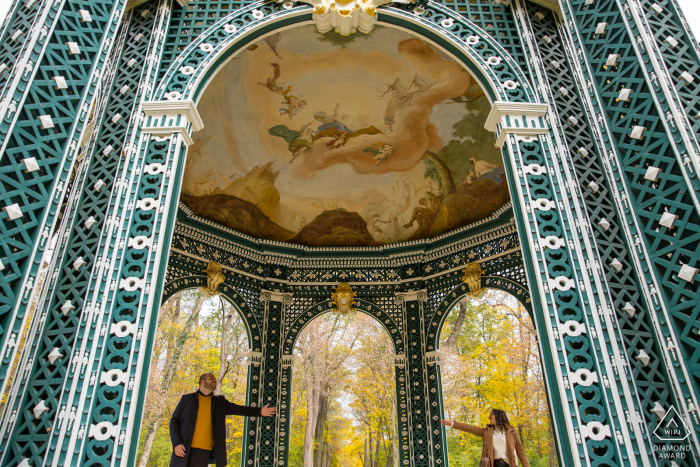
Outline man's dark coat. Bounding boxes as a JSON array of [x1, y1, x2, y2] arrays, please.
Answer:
[[169, 391, 261, 467]]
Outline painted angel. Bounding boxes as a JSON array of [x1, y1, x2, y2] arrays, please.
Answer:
[[362, 142, 394, 166]]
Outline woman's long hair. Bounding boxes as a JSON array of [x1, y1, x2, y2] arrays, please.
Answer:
[[489, 409, 513, 432]]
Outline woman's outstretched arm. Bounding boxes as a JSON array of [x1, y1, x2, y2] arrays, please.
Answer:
[[514, 432, 531, 467], [440, 420, 486, 437]]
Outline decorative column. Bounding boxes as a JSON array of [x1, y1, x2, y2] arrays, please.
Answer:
[[392, 353, 410, 467], [489, 96, 644, 466], [244, 350, 264, 467], [258, 290, 292, 467], [515, 0, 698, 461], [0, 3, 163, 466], [4, 5, 197, 458], [0, 0, 129, 398], [558, 0, 700, 457], [424, 350, 445, 467], [395, 290, 435, 467]]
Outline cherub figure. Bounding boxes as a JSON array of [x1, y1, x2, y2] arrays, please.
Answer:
[[462, 169, 477, 186], [258, 63, 286, 94], [362, 142, 394, 166], [279, 88, 307, 120]]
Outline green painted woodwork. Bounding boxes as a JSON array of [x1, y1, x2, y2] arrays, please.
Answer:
[[0, 0, 45, 98], [638, 0, 700, 140], [524, 1, 691, 461], [153, 2, 537, 105], [562, 0, 700, 423], [0, 4, 159, 466], [0, 0, 127, 401], [424, 0, 528, 74]]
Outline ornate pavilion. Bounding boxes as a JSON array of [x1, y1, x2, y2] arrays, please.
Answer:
[[0, 0, 699, 465]]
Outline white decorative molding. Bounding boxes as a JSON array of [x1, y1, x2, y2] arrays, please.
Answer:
[[425, 350, 442, 365], [141, 100, 203, 145], [281, 354, 296, 368], [484, 101, 549, 147], [392, 354, 406, 368]]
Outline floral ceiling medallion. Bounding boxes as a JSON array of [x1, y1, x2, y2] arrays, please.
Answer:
[[300, 0, 414, 35]]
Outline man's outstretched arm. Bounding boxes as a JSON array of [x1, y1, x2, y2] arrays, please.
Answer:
[[224, 400, 277, 417]]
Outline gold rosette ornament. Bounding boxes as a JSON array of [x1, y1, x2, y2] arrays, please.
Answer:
[[331, 282, 356, 315]]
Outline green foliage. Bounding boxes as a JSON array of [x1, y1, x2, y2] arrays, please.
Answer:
[[422, 156, 443, 192]]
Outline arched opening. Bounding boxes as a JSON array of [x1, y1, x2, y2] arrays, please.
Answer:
[[437, 289, 557, 467], [287, 310, 399, 467], [135, 287, 252, 467]]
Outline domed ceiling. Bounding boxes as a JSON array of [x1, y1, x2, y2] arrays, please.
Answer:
[[181, 25, 510, 248]]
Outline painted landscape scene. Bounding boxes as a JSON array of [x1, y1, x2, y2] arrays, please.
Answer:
[[181, 25, 510, 247]]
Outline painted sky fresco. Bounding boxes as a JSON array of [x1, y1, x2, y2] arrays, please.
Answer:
[[181, 25, 509, 247]]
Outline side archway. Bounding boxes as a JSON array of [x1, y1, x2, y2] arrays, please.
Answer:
[[427, 278, 533, 350], [162, 275, 263, 349]]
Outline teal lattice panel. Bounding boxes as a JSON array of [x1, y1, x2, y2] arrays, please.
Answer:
[[638, 0, 700, 138], [0, 0, 127, 391], [0, 0, 46, 101], [159, 0, 257, 79], [0, 4, 156, 465], [563, 0, 700, 399], [430, 0, 528, 73], [525, 1, 688, 461]]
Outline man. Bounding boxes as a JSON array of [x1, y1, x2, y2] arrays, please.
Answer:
[[169, 373, 277, 467]]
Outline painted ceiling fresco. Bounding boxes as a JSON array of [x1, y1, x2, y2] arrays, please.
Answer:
[[181, 25, 509, 247]]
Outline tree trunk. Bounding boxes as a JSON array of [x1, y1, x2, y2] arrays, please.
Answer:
[[313, 391, 328, 467], [374, 431, 380, 467], [216, 297, 236, 395], [304, 365, 321, 467], [304, 325, 321, 467], [364, 438, 371, 467], [136, 420, 159, 467], [164, 295, 181, 371], [324, 440, 331, 467], [424, 151, 456, 195], [162, 294, 206, 387], [445, 299, 467, 347]]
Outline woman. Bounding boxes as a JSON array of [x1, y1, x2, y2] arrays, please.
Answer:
[[441, 409, 530, 467]]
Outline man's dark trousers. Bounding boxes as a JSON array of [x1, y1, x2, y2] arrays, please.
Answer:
[[187, 448, 212, 467]]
